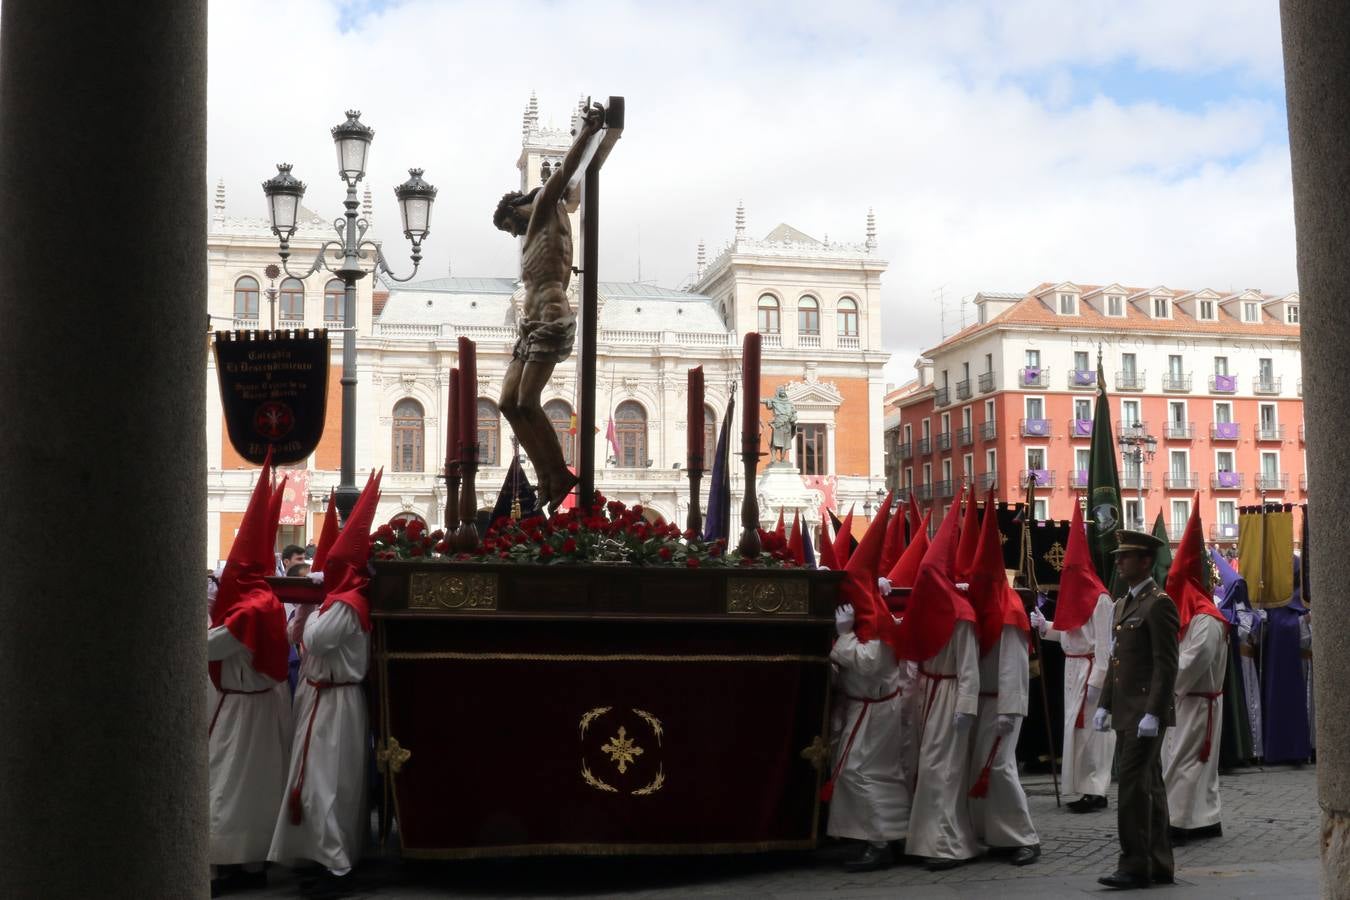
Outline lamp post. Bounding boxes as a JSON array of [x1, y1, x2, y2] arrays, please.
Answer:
[[1119, 422, 1158, 530], [262, 111, 436, 521]]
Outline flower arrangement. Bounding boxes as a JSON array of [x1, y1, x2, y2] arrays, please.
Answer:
[[369, 495, 801, 568]]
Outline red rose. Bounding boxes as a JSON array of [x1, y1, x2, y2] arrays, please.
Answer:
[[430, 529, 445, 541], [658, 546, 672, 561], [540, 544, 555, 558], [499, 550, 510, 559], [709, 542, 723, 557], [568, 521, 580, 534], [406, 520, 425, 538], [562, 538, 577, 554], [683, 529, 698, 541], [631, 504, 644, 516], [686, 556, 700, 569], [409, 544, 425, 557], [738, 556, 754, 567], [434, 540, 450, 553], [390, 518, 406, 532]]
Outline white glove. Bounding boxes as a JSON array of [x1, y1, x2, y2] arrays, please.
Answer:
[[1257, 608, 1268, 623], [835, 603, 855, 636], [1085, 684, 1102, 711], [954, 582, 970, 592], [1092, 707, 1110, 732], [1138, 713, 1160, 738], [1030, 608, 1048, 635], [994, 714, 1017, 737], [877, 576, 892, 596], [954, 712, 976, 733], [308, 570, 325, 585]]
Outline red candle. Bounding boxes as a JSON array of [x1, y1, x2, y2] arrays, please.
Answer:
[[446, 367, 460, 470], [742, 332, 761, 450], [457, 337, 477, 461], [687, 366, 704, 469]]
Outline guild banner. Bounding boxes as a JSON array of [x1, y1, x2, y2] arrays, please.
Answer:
[[214, 330, 329, 465]]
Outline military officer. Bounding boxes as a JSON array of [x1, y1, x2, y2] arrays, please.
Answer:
[[1093, 529, 1180, 890]]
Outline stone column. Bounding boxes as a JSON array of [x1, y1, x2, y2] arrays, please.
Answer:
[[1280, 1, 1350, 891], [0, 1, 208, 896]]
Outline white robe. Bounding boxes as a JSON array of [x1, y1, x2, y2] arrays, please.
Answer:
[[1162, 614, 1227, 829], [967, 625, 1038, 849], [1237, 609, 1263, 758], [896, 660, 921, 799], [207, 627, 292, 866], [905, 619, 980, 861], [1043, 595, 1116, 798], [269, 602, 370, 872], [826, 633, 909, 843]]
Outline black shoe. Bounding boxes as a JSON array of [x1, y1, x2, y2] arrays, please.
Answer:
[[843, 843, 894, 872], [1068, 794, 1107, 813], [301, 870, 357, 899], [814, 840, 867, 863], [1011, 844, 1041, 866], [925, 856, 962, 871], [1153, 872, 1175, 884], [1168, 826, 1188, 845], [1098, 871, 1151, 889], [211, 866, 266, 897], [1189, 822, 1223, 840]]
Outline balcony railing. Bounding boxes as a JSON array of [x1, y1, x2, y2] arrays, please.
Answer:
[[1021, 418, 1052, 438], [1068, 369, 1097, 389], [1300, 473, 1308, 492], [1210, 522, 1240, 542], [1253, 376, 1282, 395], [1256, 473, 1289, 491], [916, 483, 934, 501], [956, 379, 972, 400], [936, 431, 953, 451], [1209, 374, 1238, 394], [978, 371, 996, 393], [957, 426, 973, 447], [980, 420, 997, 441], [1167, 523, 1188, 542], [1070, 469, 1089, 488], [1212, 471, 1244, 490], [917, 437, 932, 455], [1118, 421, 1148, 440], [1070, 418, 1093, 438], [1120, 472, 1154, 490], [979, 472, 999, 491], [798, 334, 821, 349], [1299, 423, 1306, 443], [233, 316, 260, 329], [1210, 422, 1241, 440], [895, 486, 911, 503], [898, 441, 913, 460], [1162, 373, 1192, 392], [1297, 377, 1303, 396], [1164, 421, 1195, 440], [1255, 424, 1286, 441], [838, 336, 860, 350], [934, 387, 951, 407], [936, 479, 955, 499], [1164, 472, 1199, 490], [278, 317, 306, 330], [1115, 370, 1146, 391], [761, 332, 783, 348], [1020, 366, 1049, 389], [1019, 468, 1055, 488]]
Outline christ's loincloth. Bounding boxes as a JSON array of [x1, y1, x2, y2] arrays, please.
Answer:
[[513, 306, 576, 364]]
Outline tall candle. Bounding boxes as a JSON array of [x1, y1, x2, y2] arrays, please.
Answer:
[[687, 366, 704, 469], [445, 367, 460, 470], [457, 337, 477, 460], [742, 332, 762, 449]]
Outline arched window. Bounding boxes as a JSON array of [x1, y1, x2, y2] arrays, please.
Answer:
[[324, 279, 345, 324], [703, 404, 718, 465], [544, 399, 576, 466], [234, 276, 259, 320], [614, 400, 648, 468], [391, 399, 424, 473], [477, 398, 502, 466], [757, 294, 780, 333], [798, 295, 820, 335], [837, 297, 859, 337], [279, 278, 305, 321]]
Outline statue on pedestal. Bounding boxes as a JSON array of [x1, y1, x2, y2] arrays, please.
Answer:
[[493, 102, 605, 510], [763, 386, 798, 465]]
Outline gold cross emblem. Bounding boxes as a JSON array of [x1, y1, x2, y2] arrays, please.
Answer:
[[601, 726, 644, 774], [1044, 541, 1066, 572]]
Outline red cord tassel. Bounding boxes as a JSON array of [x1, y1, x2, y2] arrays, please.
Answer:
[[288, 787, 303, 825], [820, 780, 835, 803], [968, 735, 1002, 799]]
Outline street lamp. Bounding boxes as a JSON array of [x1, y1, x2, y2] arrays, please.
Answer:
[[262, 110, 436, 521], [1119, 422, 1158, 530]]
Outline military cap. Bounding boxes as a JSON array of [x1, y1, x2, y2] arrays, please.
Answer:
[[1111, 529, 1165, 554]]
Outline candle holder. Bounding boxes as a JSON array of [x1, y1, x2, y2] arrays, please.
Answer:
[[737, 447, 764, 557], [686, 458, 704, 536], [443, 461, 461, 536], [457, 443, 480, 550]]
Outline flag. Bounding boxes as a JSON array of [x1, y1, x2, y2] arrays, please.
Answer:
[[491, 449, 538, 523], [605, 417, 621, 461], [702, 396, 735, 543], [1151, 511, 1173, 587], [567, 413, 578, 436], [1086, 353, 1123, 588]]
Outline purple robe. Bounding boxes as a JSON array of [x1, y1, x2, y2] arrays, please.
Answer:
[[1262, 558, 1310, 764]]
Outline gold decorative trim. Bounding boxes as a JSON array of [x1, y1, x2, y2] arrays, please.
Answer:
[[409, 571, 499, 610], [799, 735, 830, 771], [399, 839, 818, 860], [383, 651, 829, 664], [632, 765, 665, 796], [726, 577, 809, 615], [579, 706, 611, 738], [633, 708, 664, 745], [376, 736, 412, 775], [581, 761, 617, 793]]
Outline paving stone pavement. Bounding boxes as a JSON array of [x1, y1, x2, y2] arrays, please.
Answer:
[[252, 765, 1322, 898]]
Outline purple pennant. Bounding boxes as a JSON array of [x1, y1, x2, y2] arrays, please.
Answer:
[[1217, 471, 1241, 488], [1215, 421, 1240, 440], [1214, 373, 1237, 392], [1029, 468, 1050, 485], [1073, 418, 1092, 436], [1026, 418, 1049, 436], [1073, 369, 1097, 386], [1023, 366, 1042, 384]]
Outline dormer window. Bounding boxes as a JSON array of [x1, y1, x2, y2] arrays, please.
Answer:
[[1058, 293, 1077, 315], [1153, 297, 1171, 319], [1107, 295, 1124, 316], [1243, 301, 1259, 323], [1198, 299, 1215, 321], [1286, 304, 1300, 324]]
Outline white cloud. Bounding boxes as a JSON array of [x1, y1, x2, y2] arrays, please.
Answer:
[[208, 0, 1295, 385]]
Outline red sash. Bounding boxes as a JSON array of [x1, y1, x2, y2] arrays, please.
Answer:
[[1186, 690, 1223, 763], [1065, 651, 1095, 729], [820, 684, 902, 802]]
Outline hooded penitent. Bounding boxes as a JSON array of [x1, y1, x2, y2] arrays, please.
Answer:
[[906, 493, 923, 546], [895, 496, 976, 662], [209, 449, 289, 687], [832, 505, 856, 567], [309, 489, 339, 573], [786, 510, 805, 566], [843, 492, 897, 650], [955, 486, 981, 583], [883, 510, 931, 613], [1052, 500, 1110, 633], [969, 486, 1030, 656], [1166, 494, 1225, 639], [318, 469, 383, 632], [818, 506, 839, 572], [879, 500, 908, 579]]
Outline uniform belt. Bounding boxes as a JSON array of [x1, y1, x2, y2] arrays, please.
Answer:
[[1064, 652, 1095, 729], [1186, 690, 1223, 763], [208, 685, 274, 737]]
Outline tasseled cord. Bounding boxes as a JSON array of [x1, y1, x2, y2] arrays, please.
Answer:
[[968, 735, 1002, 799], [288, 788, 304, 825]]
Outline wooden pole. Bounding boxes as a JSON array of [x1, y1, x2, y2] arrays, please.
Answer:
[[1020, 473, 1062, 806]]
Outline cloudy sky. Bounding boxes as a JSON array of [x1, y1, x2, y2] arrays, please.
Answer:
[[208, 0, 1294, 384]]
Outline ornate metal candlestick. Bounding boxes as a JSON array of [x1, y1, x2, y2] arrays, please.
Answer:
[[686, 460, 704, 536], [457, 443, 479, 550], [737, 449, 763, 557], [443, 461, 461, 537]]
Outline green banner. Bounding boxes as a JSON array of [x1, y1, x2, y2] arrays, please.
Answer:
[[1086, 356, 1122, 590]]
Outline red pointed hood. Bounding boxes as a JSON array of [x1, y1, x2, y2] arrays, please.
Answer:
[[210, 449, 289, 686], [844, 492, 896, 649], [879, 500, 907, 580], [818, 506, 840, 572], [832, 505, 855, 566], [955, 485, 981, 582], [885, 511, 930, 588], [786, 511, 805, 566], [773, 509, 786, 540], [970, 487, 1028, 655], [895, 496, 976, 661], [310, 489, 339, 573], [1052, 500, 1109, 633], [319, 469, 383, 631], [1166, 493, 1225, 638], [906, 494, 923, 545]]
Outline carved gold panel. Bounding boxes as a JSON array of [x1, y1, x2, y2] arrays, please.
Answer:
[[409, 571, 499, 611], [726, 577, 808, 615]]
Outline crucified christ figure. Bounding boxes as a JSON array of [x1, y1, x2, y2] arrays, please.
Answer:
[[493, 101, 605, 511]]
